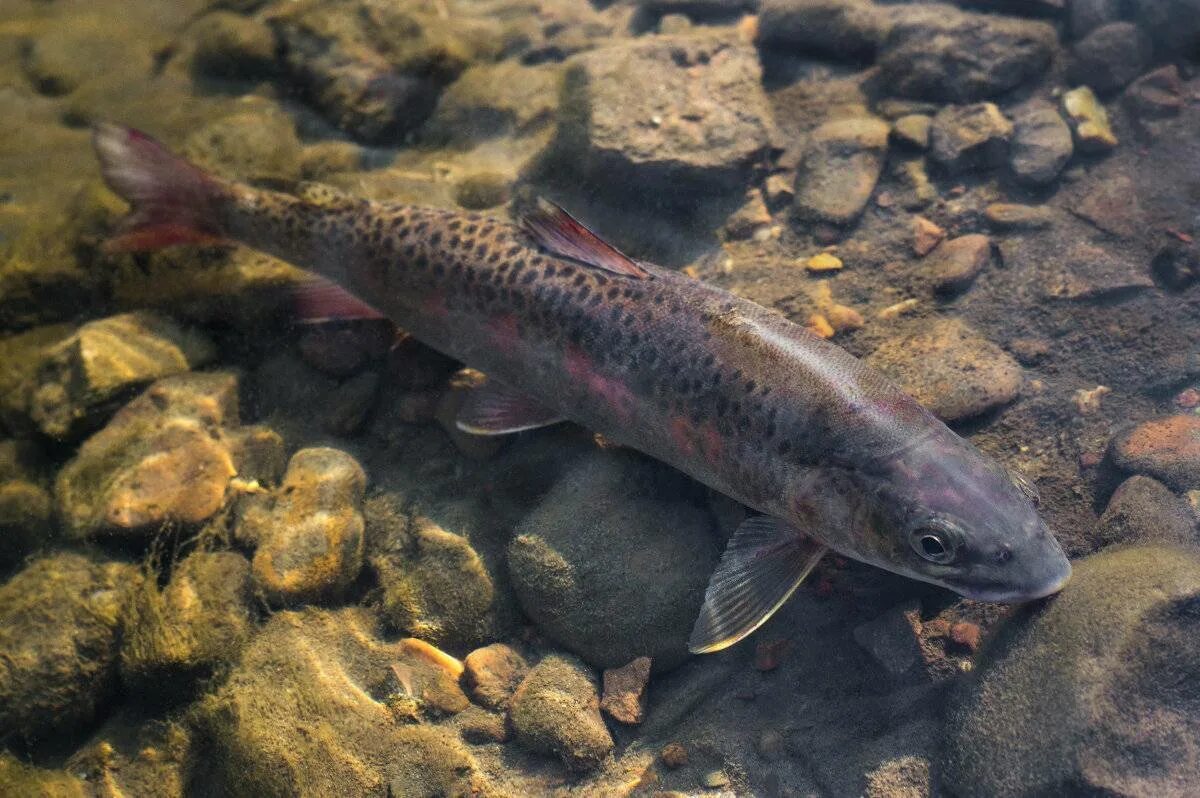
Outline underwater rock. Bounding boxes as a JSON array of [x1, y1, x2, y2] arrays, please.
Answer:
[[1040, 242, 1152, 301], [556, 35, 776, 194], [1098, 475, 1197, 549], [1008, 102, 1074, 186], [509, 654, 614, 772], [1110, 415, 1200, 492], [865, 756, 931, 798], [943, 544, 1200, 797], [723, 189, 773, 241], [29, 311, 215, 440], [0, 323, 76, 435], [182, 107, 303, 183], [1061, 86, 1118, 152], [1133, 0, 1200, 55], [1069, 0, 1121, 39], [0, 553, 137, 741], [984, 203, 1057, 230], [237, 447, 366, 606], [1068, 23, 1151, 94], [192, 607, 493, 796], [756, 0, 889, 60], [269, 0, 499, 143], [0, 439, 54, 566], [55, 372, 249, 540], [120, 551, 254, 702], [22, 23, 154, 97], [891, 114, 932, 150], [463, 643, 530, 710], [866, 318, 1022, 422], [1124, 65, 1186, 120], [323, 370, 380, 436], [373, 513, 507, 651], [600, 656, 652, 725], [188, 11, 279, 80], [422, 60, 563, 148], [852, 600, 924, 677], [878, 6, 1057, 102], [1068, 171, 1139, 238], [508, 448, 719, 670], [925, 234, 991, 296], [928, 103, 1014, 175], [793, 116, 890, 225]]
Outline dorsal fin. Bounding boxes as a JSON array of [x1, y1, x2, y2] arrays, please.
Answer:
[[520, 198, 650, 279]]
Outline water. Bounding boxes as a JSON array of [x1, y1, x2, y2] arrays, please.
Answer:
[[2, 0, 1200, 795]]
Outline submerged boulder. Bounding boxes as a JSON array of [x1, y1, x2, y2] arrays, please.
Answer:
[[0, 439, 54, 566], [507, 449, 720, 671], [509, 654, 613, 772], [944, 544, 1200, 796]]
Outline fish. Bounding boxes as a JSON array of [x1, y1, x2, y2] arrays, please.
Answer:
[[91, 123, 1072, 654]]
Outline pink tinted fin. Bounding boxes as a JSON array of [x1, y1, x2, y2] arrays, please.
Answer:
[[689, 516, 828, 654], [292, 276, 388, 323], [520, 198, 650, 279], [456, 380, 564, 436], [91, 122, 227, 252]]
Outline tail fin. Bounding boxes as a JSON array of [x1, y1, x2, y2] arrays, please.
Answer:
[[91, 123, 228, 252]]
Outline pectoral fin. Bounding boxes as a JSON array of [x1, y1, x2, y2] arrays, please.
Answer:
[[456, 380, 564, 435], [689, 516, 828, 654]]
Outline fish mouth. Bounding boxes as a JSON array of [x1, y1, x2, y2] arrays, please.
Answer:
[[944, 557, 1073, 604]]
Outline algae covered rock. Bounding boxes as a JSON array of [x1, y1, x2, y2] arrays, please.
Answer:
[[55, 373, 242, 540], [866, 318, 1022, 422], [509, 654, 614, 772], [943, 545, 1200, 796], [756, 0, 889, 60], [1098, 475, 1197, 549], [237, 447, 366, 606], [120, 551, 254, 701], [0, 439, 54, 565], [29, 311, 216, 440], [192, 607, 493, 797], [0, 753, 86, 797], [182, 107, 303, 183], [463, 643, 530, 710], [0, 553, 137, 741], [508, 449, 719, 671]]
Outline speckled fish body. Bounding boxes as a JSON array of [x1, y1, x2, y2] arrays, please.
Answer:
[[93, 124, 1071, 653]]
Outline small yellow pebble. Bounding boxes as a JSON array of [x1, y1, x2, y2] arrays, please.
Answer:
[[877, 298, 920, 319], [805, 253, 844, 272], [826, 304, 865, 332], [807, 314, 835, 339]]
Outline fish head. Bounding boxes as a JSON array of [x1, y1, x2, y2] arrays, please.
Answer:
[[848, 434, 1071, 603]]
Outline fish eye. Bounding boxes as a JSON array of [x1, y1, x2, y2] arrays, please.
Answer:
[[908, 520, 961, 565]]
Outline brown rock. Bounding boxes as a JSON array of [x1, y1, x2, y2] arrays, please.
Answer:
[[600, 656, 651, 725], [1042, 242, 1152, 301], [1099, 475, 1197, 548], [1123, 65, 1184, 120], [984, 203, 1057, 230], [925, 234, 990, 295], [1110, 416, 1200, 491], [723, 190, 772, 241], [661, 742, 689, 769], [509, 654, 614, 771], [1069, 172, 1141, 238], [794, 116, 890, 225], [948, 622, 981, 653], [892, 114, 932, 149], [912, 216, 946, 256], [929, 103, 1013, 174], [463, 643, 529, 710]]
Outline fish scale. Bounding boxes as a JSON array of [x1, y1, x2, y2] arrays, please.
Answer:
[[92, 122, 1071, 654]]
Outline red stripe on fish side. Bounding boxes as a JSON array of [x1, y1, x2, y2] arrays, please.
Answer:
[[487, 314, 521, 347], [670, 417, 698, 458], [565, 344, 636, 424], [421, 291, 449, 320]]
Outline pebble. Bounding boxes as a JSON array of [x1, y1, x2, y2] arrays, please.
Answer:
[[1109, 415, 1200, 491], [1123, 65, 1185, 120], [723, 190, 773, 241], [1009, 102, 1074, 186], [984, 203, 1057, 230], [929, 103, 1014, 174], [1068, 22, 1151, 93], [852, 600, 924, 677], [1070, 0, 1122, 39], [764, 173, 795, 207], [1073, 385, 1111, 415], [891, 114, 932, 149], [463, 643, 529, 710], [925, 234, 991, 295], [1069, 173, 1140, 238], [895, 158, 937, 209], [1099, 475, 1198, 548], [236, 447, 366, 606], [865, 318, 1022, 422], [661, 742, 689, 769], [1008, 337, 1052, 366], [877, 298, 920, 319], [29, 312, 215, 440], [807, 314, 836, 339], [600, 656, 652, 725], [509, 654, 613, 772], [1062, 87, 1118, 152], [805, 252, 844, 272], [912, 216, 946, 257], [825, 304, 865, 333], [794, 116, 890, 225]]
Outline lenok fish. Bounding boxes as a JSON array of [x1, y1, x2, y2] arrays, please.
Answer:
[[92, 124, 1071, 654]]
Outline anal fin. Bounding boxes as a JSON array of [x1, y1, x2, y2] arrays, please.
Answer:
[[456, 380, 564, 436], [689, 516, 828, 654], [292, 276, 388, 323]]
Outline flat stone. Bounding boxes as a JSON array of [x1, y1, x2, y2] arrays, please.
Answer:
[[1069, 172, 1141, 238], [794, 116, 890, 224], [29, 312, 215, 440], [1098, 475, 1197, 548], [558, 35, 776, 193], [925, 234, 991, 295], [929, 103, 1013, 174], [237, 448, 366, 606], [1062, 86, 1118, 152], [866, 318, 1022, 422], [891, 114, 931, 149], [1009, 102, 1074, 186], [1068, 23, 1151, 94], [1110, 415, 1200, 491], [912, 216, 946, 256], [600, 656, 651, 725], [878, 6, 1057, 102], [509, 655, 613, 772], [852, 601, 923, 677], [1123, 65, 1185, 120], [1041, 242, 1152, 301], [985, 202, 1057, 230], [463, 643, 529, 710]]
